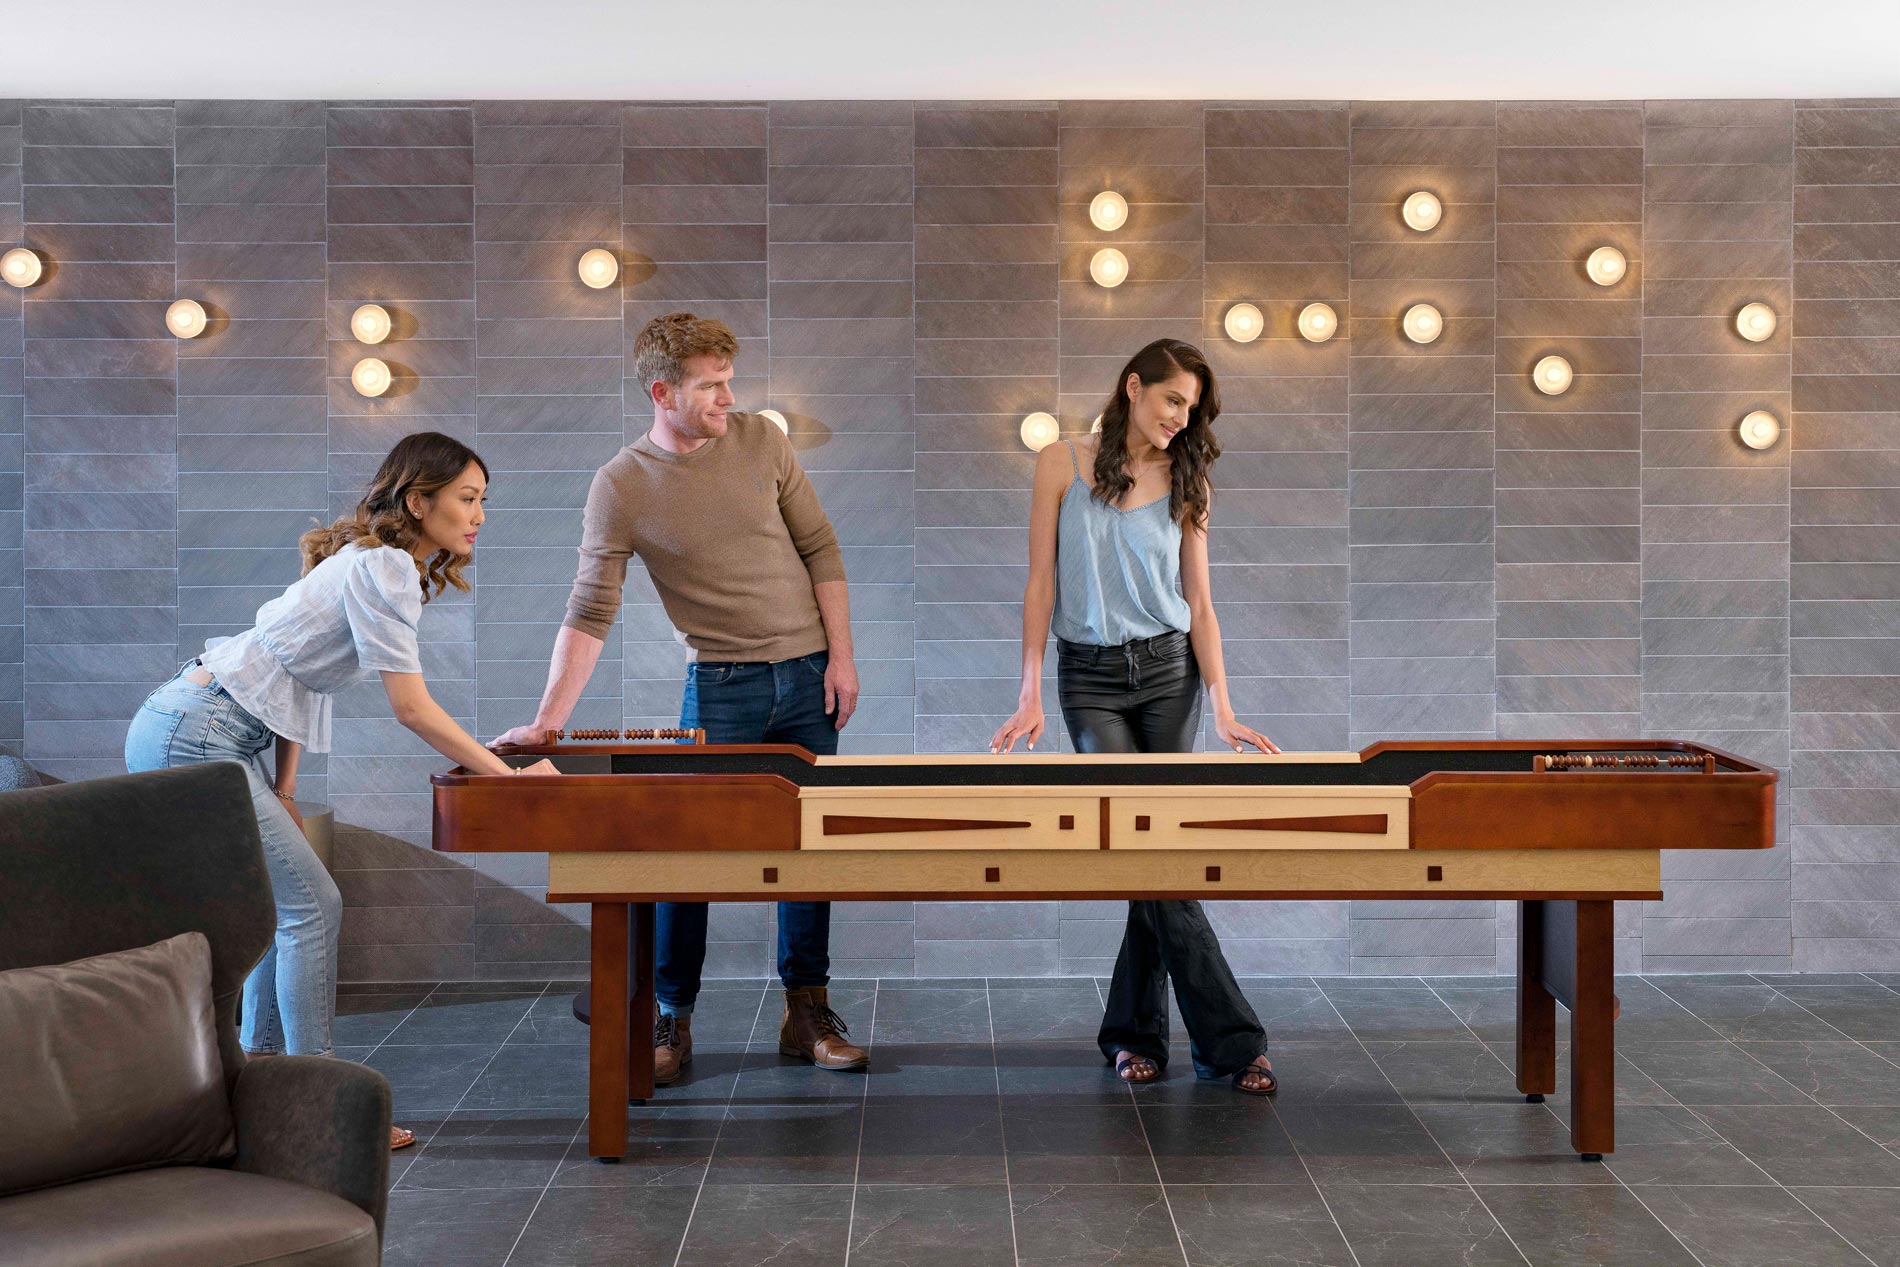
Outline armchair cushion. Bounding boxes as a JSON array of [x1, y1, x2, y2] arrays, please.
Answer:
[[0, 932, 234, 1196]]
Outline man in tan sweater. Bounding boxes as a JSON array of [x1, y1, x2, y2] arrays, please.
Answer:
[[496, 313, 867, 1080]]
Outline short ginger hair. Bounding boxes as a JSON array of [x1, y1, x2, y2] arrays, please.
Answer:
[[633, 312, 739, 395]]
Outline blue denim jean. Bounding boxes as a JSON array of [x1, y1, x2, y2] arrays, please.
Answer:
[[124, 665, 341, 1057], [657, 650, 837, 1015]]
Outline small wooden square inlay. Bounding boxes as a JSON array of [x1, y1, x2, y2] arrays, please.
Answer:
[[1135, 816, 1151, 831], [1426, 866, 1443, 882], [763, 867, 779, 883], [1059, 815, 1075, 830], [1205, 866, 1221, 882], [985, 866, 1001, 883]]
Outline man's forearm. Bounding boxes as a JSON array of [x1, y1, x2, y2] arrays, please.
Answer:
[[813, 579, 853, 661], [532, 625, 608, 731]]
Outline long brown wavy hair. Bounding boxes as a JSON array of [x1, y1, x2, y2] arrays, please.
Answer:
[[1091, 338, 1222, 531], [298, 431, 489, 603]]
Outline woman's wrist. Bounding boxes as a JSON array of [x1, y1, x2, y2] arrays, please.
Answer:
[[271, 786, 297, 802]]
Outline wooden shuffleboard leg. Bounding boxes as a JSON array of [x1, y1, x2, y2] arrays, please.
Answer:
[[1516, 900, 1557, 1103], [630, 902, 656, 1104], [588, 902, 630, 1161], [1569, 899, 1616, 1160]]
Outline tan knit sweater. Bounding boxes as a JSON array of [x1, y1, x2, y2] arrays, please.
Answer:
[[561, 413, 846, 662]]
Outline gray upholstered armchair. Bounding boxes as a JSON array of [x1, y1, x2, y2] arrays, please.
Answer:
[[0, 764, 390, 1266]]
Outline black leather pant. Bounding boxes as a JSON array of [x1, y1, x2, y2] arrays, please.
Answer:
[[1056, 631, 1269, 1079]]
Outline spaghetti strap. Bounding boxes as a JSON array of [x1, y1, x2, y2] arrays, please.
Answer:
[[1065, 439, 1082, 481]]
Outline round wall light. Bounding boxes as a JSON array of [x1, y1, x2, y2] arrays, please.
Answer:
[[758, 408, 789, 434], [1402, 303, 1443, 345], [352, 357, 393, 398], [1090, 414, 1103, 434], [1089, 191, 1128, 232], [350, 303, 392, 345], [1739, 410, 1782, 450], [1736, 302, 1778, 343], [1089, 247, 1128, 288], [1298, 302, 1339, 343], [1224, 302, 1264, 343], [2, 247, 43, 288], [1020, 411, 1060, 451], [1402, 190, 1442, 232], [1585, 246, 1628, 287], [578, 248, 620, 289], [165, 299, 207, 339], [1533, 354, 1574, 396]]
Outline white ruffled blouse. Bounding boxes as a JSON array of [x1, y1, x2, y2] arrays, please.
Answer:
[[201, 541, 426, 753]]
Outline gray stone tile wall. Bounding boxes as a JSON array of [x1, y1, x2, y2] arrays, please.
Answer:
[[4, 98, 1896, 981]]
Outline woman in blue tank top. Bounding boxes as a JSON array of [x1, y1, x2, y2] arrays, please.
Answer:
[[990, 338, 1281, 1094]]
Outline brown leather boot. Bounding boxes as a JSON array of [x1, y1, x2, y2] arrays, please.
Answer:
[[653, 1012, 691, 1085], [778, 986, 869, 1071]]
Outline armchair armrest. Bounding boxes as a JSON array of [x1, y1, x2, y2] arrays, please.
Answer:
[[232, 1056, 392, 1238]]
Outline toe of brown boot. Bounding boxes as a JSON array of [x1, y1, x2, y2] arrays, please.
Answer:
[[653, 1013, 692, 1085], [779, 987, 869, 1071]]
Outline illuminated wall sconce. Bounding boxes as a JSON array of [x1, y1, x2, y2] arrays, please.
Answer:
[[165, 299, 207, 339], [1090, 414, 1103, 434], [1736, 302, 1777, 342], [1089, 247, 1128, 288], [1089, 190, 1128, 232], [1020, 411, 1060, 451], [758, 408, 789, 434], [2, 247, 43, 288], [1532, 354, 1574, 396], [578, 248, 620, 289], [1224, 302, 1264, 343], [1402, 303, 1443, 345], [1402, 190, 1442, 232], [352, 357, 393, 398], [1739, 410, 1782, 450], [1298, 302, 1339, 343], [351, 303, 392, 344], [1585, 246, 1628, 287]]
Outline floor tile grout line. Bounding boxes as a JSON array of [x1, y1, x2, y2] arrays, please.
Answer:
[[839, 978, 878, 1267], [495, 981, 583, 1267], [1323, 979, 1531, 1267], [671, 981, 773, 1267], [990, 978, 1021, 1267], [356, 978, 443, 1064]]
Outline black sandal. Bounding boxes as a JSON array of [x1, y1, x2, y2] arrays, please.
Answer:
[[1231, 1056, 1278, 1096], [1114, 1053, 1160, 1083]]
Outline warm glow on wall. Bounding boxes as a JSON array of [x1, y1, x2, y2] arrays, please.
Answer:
[[1088, 191, 1128, 232], [352, 357, 392, 398], [1739, 410, 1782, 450], [165, 299, 207, 339], [578, 248, 620, 289], [1298, 302, 1338, 343], [1402, 190, 1442, 232], [758, 409, 789, 434], [1736, 302, 1778, 342], [1402, 303, 1443, 344], [2, 247, 42, 288], [1020, 412, 1060, 451], [1533, 354, 1574, 396], [1223, 303, 1263, 343], [1585, 246, 1628, 287], [351, 303, 392, 344], [1089, 247, 1128, 288]]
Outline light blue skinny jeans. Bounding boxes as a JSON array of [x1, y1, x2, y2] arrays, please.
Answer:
[[124, 665, 340, 1056]]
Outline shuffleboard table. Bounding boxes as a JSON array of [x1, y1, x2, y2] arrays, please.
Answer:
[[432, 736, 1775, 1162]]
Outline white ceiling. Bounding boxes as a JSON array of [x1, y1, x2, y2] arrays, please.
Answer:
[[17, 0, 1900, 101]]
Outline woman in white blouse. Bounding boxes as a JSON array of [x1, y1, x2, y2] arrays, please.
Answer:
[[126, 432, 553, 1148]]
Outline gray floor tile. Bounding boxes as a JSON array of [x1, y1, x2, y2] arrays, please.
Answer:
[[849, 1185, 1015, 1267], [994, 1042, 1133, 1104], [1413, 1103, 1619, 1185], [1138, 1105, 1308, 1184], [1009, 1184, 1187, 1267], [505, 992, 592, 1045], [1691, 1104, 1900, 1186], [1637, 1185, 1868, 1267], [1420, 975, 1515, 990], [1766, 987, 1900, 1041], [383, 991, 540, 1045], [1832, 1104, 1900, 1151], [1239, 984, 1354, 1039], [459, 1040, 590, 1112], [1364, 1039, 1521, 1105], [1321, 1183, 1525, 1267], [551, 1105, 721, 1188], [395, 1109, 582, 1191], [1736, 1040, 1900, 1105], [1479, 1184, 1700, 1266], [864, 1042, 998, 1102], [869, 987, 993, 1044], [1239, 1040, 1401, 1106], [675, 1183, 853, 1267], [1517, 1041, 1681, 1108], [381, 1186, 543, 1267], [507, 1186, 698, 1266], [1791, 1186, 1900, 1267], [1599, 1105, 1775, 1187], [1608, 978, 1724, 1042], [733, 1046, 870, 1104], [1753, 974, 1879, 988], [859, 1099, 1007, 1184], [988, 984, 1106, 1044], [1326, 988, 1473, 1042], [1619, 1041, 1814, 1106], [1271, 1104, 1463, 1187], [1000, 1104, 1159, 1185], [1649, 978, 1853, 1041], [1431, 987, 1520, 1043], [334, 990, 431, 1046], [364, 1042, 500, 1113], [1167, 1184, 1355, 1267], [705, 1104, 863, 1185], [1313, 976, 1428, 990]]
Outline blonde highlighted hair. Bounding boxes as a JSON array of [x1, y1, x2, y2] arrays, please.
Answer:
[[298, 431, 489, 603], [632, 312, 739, 395]]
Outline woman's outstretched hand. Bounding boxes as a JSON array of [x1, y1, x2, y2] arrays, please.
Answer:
[[1215, 713, 1280, 754], [990, 699, 1046, 754], [513, 758, 561, 775]]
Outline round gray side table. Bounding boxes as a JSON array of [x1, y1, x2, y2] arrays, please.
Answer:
[[296, 801, 336, 874]]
